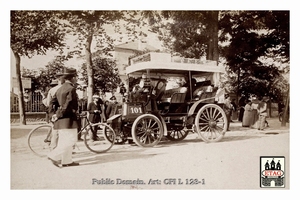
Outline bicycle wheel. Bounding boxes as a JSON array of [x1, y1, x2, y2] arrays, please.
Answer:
[[84, 123, 116, 153], [27, 124, 53, 157]]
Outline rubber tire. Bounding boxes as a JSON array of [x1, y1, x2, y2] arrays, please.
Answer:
[[84, 123, 116, 153], [166, 129, 188, 141], [131, 114, 163, 147], [195, 104, 227, 143], [27, 124, 53, 157]]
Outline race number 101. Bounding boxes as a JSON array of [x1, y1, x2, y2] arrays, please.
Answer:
[[130, 107, 142, 114]]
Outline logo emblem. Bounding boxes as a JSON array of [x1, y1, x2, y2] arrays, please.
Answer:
[[260, 156, 285, 188]]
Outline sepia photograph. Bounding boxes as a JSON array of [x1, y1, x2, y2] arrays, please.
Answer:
[[6, 2, 298, 197]]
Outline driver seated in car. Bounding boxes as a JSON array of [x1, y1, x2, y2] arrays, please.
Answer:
[[132, 74, 151, 93]]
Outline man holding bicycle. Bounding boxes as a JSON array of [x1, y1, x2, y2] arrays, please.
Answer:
[[48, 67, 80, 168]]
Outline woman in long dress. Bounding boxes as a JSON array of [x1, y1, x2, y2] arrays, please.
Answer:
[[242, 100, 253, 127], [251, 97, 259, 128]]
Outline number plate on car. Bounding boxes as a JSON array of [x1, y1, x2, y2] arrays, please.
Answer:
[[128, 105, 143, 114]]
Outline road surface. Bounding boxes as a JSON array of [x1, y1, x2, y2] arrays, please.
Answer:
[[10, 118, 290, 190]]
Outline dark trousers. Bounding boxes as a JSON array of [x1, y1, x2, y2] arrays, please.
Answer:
[[238, 107, 244, 122], [226, 114, 231, 131]]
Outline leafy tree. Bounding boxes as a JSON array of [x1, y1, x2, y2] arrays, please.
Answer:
[[21, 51, 80, 94], [80, 53, 121, 93], [61, 11, 127, 104], [219, 11, 289, 98], [11, 11, 67, 125], [219, 11, 289, 125], [153, 11, 219, 61], [149, 10, 289, 124]]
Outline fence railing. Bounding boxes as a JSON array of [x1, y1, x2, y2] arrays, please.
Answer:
[[10, 92, 46, 113]]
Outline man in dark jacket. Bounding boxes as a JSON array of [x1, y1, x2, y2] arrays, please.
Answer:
[[223, 94, 234, 131], [87, 94, 102, 141], [48, 67, 79, 167], [105, 96, 118, 119]]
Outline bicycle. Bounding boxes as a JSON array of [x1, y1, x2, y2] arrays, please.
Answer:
[[27, 111, 116, 157]]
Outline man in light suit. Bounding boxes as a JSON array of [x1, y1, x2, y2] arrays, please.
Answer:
[[48, 67, 79, 167], [46, 75, 65, 150]]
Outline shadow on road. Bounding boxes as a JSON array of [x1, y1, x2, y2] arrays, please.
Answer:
[[73, 147, 157, 166]]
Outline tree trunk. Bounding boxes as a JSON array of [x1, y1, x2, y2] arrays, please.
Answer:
[[85, 33, 94, 105], [236, 67, 240, 107], [211, 11, 219, 62], [281, 87, 289, 127], [206, 11, 219, 62], [12, 50, 26, 125]]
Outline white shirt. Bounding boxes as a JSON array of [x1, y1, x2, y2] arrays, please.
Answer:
[[45, 85, 62, 107]]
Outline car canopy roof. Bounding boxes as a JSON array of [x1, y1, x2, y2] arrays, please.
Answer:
[[126, 54, 225, 77]]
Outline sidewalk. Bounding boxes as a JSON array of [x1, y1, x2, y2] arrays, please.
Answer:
[[227, 117, 289, 135], [10, 121, 48, 130]]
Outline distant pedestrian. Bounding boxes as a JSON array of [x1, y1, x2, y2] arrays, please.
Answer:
[[105, 96, 119, 118], [238, 96, 246, 122], [223, 94, 234, 131], [257, 96, 268, 131], [104, 100, 110, 120], [250, 96, 259, 128], [242, 100, 253, 127], [231, 98, 237, 121], [87, 95, 103, 141]]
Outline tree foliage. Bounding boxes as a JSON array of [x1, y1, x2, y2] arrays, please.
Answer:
[[153, 11, 219, 60], [11, 10, 67, 124], [11, 11, 66, 57], [60, 10, 132, 104], [219, 11, 289, 101], [79, 53, 121, 93], [149, 10, 289, 102]]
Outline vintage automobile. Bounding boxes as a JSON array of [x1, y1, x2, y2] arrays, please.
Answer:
[[104, 52, 228, 147]]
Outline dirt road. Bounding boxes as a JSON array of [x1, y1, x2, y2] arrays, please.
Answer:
[[10, 118, 290, 190]]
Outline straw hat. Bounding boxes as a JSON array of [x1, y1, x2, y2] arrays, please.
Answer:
[[92, 95, 100, 99]]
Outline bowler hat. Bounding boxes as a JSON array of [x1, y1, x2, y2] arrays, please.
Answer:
[[50, 79, 58, 86], [62, 67, 77, 75]]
